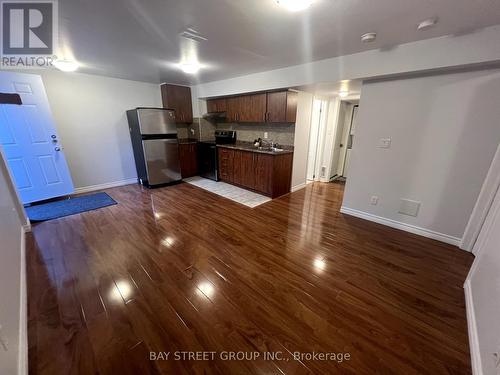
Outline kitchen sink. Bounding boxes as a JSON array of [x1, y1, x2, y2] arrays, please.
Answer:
[[258, 146, 286, 152]]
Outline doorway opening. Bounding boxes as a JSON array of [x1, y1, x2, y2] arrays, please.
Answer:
[[306, 98, 328, 182], [297, 79, 362, 198], [330, 101, 359, 182]]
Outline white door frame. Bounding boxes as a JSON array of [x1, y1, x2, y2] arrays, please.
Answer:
[[461, 143, 500, 253], [306, 98, 329, 181]]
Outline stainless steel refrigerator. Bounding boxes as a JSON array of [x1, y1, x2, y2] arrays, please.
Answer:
[[127, 108, 181, 187]]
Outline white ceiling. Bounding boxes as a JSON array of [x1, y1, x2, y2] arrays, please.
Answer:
[[58, 0, 500, 85]]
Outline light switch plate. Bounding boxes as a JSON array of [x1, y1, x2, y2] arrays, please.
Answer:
[[399, 199, 420, 217], [378, 138, 391, 148]]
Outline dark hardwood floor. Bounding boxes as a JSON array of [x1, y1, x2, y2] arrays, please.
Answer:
[[27, 182, 474, 374]]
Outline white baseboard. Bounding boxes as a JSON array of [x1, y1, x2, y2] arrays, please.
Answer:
[[340, 206, 462, 246], [74, 178, 137, 194], [464, 278, 483, 375], [18, 226, 27, 375], [291, 183, 307, 192], [291, 180, 314, 192]]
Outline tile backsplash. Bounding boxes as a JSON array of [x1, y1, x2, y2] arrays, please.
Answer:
[[217, 123, 295, 146], [182, 119, 295, 146]]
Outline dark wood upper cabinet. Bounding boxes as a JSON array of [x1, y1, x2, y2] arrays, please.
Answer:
[[226, 96, 241, 123], [161, 84, 193, 124], [239, 94, 266, 123], [285, 91, 298, 123], [207, 90, 297, 124], [225, 94, 266, 123], [266, 91, 297, 123], [266, 91, 287, 123], [206, 98, 227, 113]]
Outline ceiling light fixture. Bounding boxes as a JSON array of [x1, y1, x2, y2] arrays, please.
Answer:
[[417, 17, 438, 31], [52, 59, 79, 72], [179, 62, 201, 74], [361, 32, 377, 43], [338, 91, 349, 98], [277, 0, 315, 12], [179, 28, 208, 43]]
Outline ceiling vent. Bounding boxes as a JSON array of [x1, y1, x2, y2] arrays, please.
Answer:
[[361, 32, 377, 43], [417, 18, 438, 31], [179, 28, 208, 43]]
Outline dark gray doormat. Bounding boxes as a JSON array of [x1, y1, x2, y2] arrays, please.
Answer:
[[25, 192, 117, 222]]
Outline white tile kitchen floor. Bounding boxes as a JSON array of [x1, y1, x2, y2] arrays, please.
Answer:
[[183, 176, 272, 208]]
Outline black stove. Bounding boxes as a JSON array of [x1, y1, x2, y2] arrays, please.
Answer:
[[198, 131, 236, 181]]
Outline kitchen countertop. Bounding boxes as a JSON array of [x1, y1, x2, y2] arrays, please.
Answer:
[[217, 141, 294, 155]]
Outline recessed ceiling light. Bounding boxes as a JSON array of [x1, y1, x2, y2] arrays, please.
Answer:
[[179, 62, 201, 74], [361, 32, 377, 43], [338, 91, 349, 98], [277, 0, 315, 12], [52, 59, 79, 72], [417, 17, 438, 31]]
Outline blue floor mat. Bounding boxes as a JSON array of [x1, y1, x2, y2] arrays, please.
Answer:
[[25, 192, 117, 222]]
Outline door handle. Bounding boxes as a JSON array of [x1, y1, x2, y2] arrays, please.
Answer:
[[54, 147, 61, 151]]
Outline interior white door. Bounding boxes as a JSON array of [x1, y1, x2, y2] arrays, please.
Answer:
[[306, 99, 322, 180], [342, 105, 358, 178], [0, 72, 74, 204]]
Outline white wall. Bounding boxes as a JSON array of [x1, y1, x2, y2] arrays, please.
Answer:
[[342, 69, 500, 244], [291, 91, 313, 190], [0, 147, 25, 375], [465, 174, 500, 375], [34, 70, 162, 190], [193, 24, 500, 99]]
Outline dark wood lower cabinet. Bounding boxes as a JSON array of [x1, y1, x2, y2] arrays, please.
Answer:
[[218, 147, 234, 183], [178, 143, 198, 178], [218, 147, 293, 198]]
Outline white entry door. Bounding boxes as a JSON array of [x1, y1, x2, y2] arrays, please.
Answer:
[[0, 72, 74, 204]]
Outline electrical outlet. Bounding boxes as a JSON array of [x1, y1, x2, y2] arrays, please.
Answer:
[[0, 324, 8, 352], [370, 196, 379, 205], [264, 132, 268, 139], [378, 138, 391, 149], [321, 166, 326, 178]]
